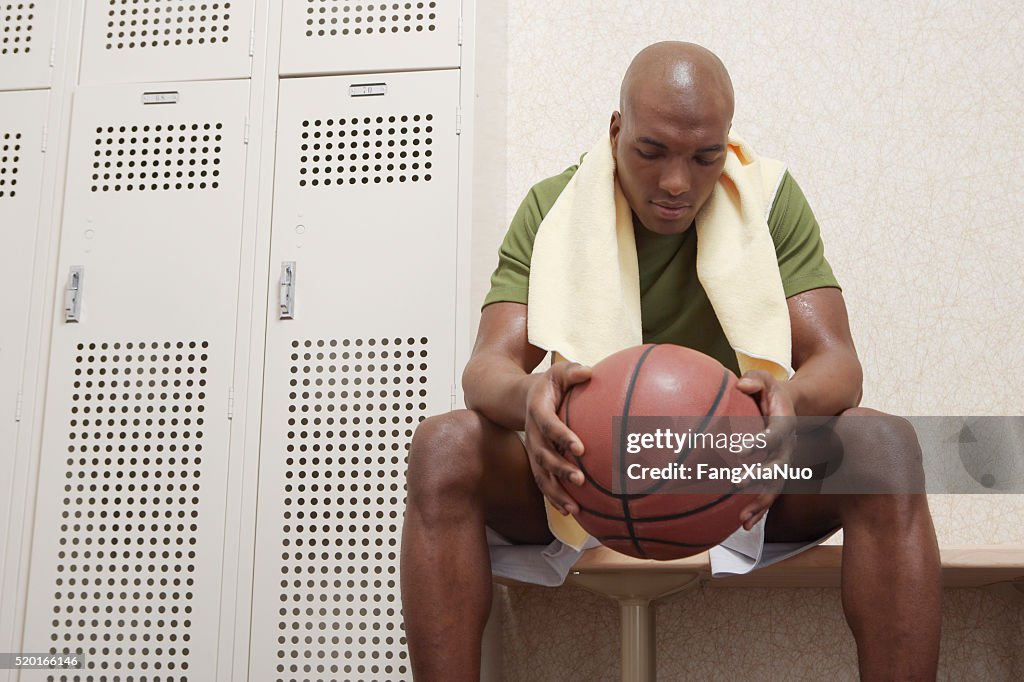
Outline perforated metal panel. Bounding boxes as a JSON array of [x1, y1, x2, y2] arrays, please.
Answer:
[[20, 79, 250, 681], [0, 0, 59, 90], [80, 0, 257, 85], [298, 113, 436, 186], [0, 90, 49, 631], [248, 70, 460, 682], [280, 0, 460, 76], [90, 121, 225, 192], [0, 130, 22, 197]]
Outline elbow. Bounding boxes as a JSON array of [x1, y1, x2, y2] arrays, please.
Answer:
[[460, 361, 480, 412], [848, 356, 865, 409]]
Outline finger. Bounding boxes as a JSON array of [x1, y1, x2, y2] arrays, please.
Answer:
[[528, 435, 585, 486], [733, 432, 771, 461], [533, 468, 578, 515], [735, 376, 766, 395], [743, 507, 769, 531], [739, 491, 778, 527], [535, 409, 586, 458], [560, 362, 593, 387], [736, 370, 772, 394], [760, 423, 796, 462], [526, 441, 579, 511], [735, 420, 795, 465]]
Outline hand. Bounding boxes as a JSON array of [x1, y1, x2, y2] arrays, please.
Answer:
[[735, 370, 797, 531], [523, 361, 593, 516]]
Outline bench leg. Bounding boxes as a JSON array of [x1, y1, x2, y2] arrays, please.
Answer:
[[568, 572, 701, 681], [621, 598, 656, 682]]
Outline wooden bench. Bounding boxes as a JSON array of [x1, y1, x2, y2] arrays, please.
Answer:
[[495, 544, 1024, 681]]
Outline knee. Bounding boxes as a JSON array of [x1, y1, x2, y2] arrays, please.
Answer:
[[406, 410, 488, 510], [832, 408, 925, 494], [838, 492, 931, 533]]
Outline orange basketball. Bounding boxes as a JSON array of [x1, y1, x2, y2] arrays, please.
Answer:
[[560, 344, 767, 560]]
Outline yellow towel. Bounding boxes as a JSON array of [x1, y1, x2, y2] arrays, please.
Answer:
[[527, 131, 793, 549]]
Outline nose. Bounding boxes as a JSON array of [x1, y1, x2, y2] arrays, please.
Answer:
[[658, 159, 691, 197]]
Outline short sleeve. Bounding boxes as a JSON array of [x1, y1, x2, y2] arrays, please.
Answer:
[[767, 171, 841, 298], [482, 165, 578, 308]]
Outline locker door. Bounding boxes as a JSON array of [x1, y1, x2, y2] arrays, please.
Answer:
[[19, 79, 250, 680], [79, 0, 258, 85], [280, 0, 461, 76], [248, 69, 460, 682], [0, 88, 48, 624], [0, 1, 59, 90]]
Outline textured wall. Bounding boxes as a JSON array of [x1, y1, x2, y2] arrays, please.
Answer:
[[498, 583, 1023, 681], [471, 0, 1024, 679]]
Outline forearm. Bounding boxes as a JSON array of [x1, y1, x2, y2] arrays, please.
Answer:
[[787, 348, 863, 422], [462, 355, 543, 432]]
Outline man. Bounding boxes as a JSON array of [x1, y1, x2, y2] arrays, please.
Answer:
[[401, 42, 941, 681]]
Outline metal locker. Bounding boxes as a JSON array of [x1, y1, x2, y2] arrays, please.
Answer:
[[279, 0, 461, 76], [0, 0, 60, 91], [19, 78, 251, 680], [79, 0, 258, 86], [0, 88, 49, 631], [247, 69, 461, 681]]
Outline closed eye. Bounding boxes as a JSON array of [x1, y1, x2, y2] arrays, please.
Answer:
[[636, 148, 659, 160]]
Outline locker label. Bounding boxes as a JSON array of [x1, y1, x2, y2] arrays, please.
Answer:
[[349, 83, 387, 98], [141, 91, 180, 105]]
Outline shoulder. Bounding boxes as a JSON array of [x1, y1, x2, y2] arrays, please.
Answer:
[[518, 163, 580, 225], [766, 170, 818, 239]]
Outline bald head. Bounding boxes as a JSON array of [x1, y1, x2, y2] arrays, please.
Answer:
[[619, 42, 734, 127], [609, 42, 736, 235]]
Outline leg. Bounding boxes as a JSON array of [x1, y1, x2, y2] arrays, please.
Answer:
[[765, 408, 941, 681], [400, 409, 552, 682]]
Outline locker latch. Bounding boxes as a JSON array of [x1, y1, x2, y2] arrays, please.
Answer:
[[279, 262, 296, 320], [64, 266, 83, 323]]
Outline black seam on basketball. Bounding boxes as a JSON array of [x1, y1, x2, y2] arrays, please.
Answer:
[[619, 344, 658, 559], [572, 364, 732, 501], [574, 487, 739, 522], [636, 367, 732, 496], [593, 535, 713, 549]]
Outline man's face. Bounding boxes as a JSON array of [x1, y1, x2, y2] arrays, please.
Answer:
[[610, 99, 730, 235]]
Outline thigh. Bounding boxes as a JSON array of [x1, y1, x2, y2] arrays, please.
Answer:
[[764, 427, 845, 543], [764, 494, 843, 543], [477, 420, 554, 545]]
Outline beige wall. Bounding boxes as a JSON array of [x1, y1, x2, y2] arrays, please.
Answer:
[[470, 1, 1024, 678]]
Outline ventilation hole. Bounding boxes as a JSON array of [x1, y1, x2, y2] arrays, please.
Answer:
[[89, 122, 224, 193], [103, 0, 232, 50], [297, 114, 434, 188], [49, 339, 208, 677], [303, 0, 438, 37], [278, 335, 427, 679], [0, 131, 21, 198], [0, 2, 35, 55]]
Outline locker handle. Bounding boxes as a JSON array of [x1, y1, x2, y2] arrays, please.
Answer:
[[279, 262, 296, 320], [64, 266, 83, 323]]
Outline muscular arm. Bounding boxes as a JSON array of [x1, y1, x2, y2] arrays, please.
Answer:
[[786, 287, 864, 419], [462, 302, 591, 514], [461, 302, 547, 431], [735, 287, 863, 528]]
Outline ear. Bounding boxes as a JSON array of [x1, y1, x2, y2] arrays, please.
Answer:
[[609, 111, 622, 160]]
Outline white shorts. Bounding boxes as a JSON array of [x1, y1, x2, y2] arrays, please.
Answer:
[[488, 433, 840, 587]]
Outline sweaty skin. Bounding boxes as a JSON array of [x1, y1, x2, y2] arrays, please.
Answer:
[[401, 41, 941, 682]]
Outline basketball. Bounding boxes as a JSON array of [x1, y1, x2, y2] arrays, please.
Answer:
[[559, 344, 767, 560]]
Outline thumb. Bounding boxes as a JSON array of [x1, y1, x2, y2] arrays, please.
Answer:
[[565, 362, 592, 384], [737, 371, 771, 394]]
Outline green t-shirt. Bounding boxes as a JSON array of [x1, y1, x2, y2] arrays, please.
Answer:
[[483, 165, 840, 375]]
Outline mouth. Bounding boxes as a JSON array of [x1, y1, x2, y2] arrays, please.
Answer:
[[651, 202, 691, 220]]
